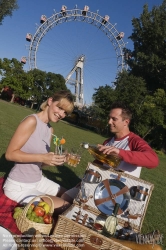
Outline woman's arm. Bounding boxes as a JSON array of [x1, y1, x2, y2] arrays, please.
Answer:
[[5, 116, 42, 163], [5, 116, 65, 166], [41, 127, 54, 167]]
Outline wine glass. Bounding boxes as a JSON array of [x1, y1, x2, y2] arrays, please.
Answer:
[[78, 183, 90, 214]]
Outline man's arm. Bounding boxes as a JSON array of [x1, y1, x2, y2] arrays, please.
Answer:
[[119, 136, 159, 168]]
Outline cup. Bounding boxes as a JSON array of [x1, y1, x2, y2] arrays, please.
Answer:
[[83, 169, 102, 183], [134, 186, 149, 201], [93, 215, 106, 232], [67, 153, 81, 167]]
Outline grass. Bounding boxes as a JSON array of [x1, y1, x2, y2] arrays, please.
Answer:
[[0, 100, 165, 249]]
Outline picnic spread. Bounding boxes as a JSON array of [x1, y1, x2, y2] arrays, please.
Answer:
[[0, 160, 163, 250], [52, 162, 162, 250]]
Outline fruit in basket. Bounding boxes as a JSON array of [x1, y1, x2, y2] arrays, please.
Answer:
[[14, 206, 23, 212], [27, 207, 33, 216], [13, 207, 24, 219], [31, 211, 37, 218], [25, 202, 53, 224], [33, 217, 41, 223], [43, 214, 53, 224], [38, 217, 44, 223], [30, 203, 35, 209], [26, 211, 45, 223], [34, 206, 45, 217], [38, 201, 50, 214], [13, 211, 21, 219]]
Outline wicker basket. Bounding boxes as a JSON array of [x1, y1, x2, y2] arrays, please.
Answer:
[[80, 162, 154, 232], [52, 205, 132, 250], [52, 162, 154, 250], [16, 195, 54, 235]]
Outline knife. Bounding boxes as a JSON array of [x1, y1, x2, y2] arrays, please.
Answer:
[[73, 211, 82, 222]]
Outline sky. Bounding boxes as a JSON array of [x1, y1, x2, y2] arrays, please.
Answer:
[[0, 0, 163, 104]]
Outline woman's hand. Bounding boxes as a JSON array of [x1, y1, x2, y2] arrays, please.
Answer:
[[42, 152, 66, 166], [97, 144, 120, 157]]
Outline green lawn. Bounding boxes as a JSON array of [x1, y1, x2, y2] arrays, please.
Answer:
[[0, 100, 165, 249]]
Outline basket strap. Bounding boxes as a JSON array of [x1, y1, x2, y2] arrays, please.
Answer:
[[95, 179, 123, 214], [113, 185, 129, 198]]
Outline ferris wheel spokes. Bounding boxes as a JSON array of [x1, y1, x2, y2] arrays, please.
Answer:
[[24, 4, 127, 105]]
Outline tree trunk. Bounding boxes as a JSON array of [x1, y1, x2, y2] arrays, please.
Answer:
[[10, 94, 15, 103], [31, 102, 34, 109], [143, 126, 155, 139], [161, 133, 166, 152]]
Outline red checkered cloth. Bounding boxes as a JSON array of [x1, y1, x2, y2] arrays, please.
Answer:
[[0, 177, 21, 234]]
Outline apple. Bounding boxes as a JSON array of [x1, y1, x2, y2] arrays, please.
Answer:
[[34, 206, 45, 217], [38, 201, 50, 214], [43, 214, 53, 224], [30, 203, 35, 209]]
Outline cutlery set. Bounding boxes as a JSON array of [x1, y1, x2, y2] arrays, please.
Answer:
[[72, 211, 95, 228]]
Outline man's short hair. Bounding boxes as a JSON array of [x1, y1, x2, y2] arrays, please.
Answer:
[[110, 102, 132, 121]]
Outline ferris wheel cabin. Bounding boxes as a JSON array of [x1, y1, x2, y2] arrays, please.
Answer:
[[26, 33, 32, 42], [21, 57, 26, 64], [61, 5, 67, 16], [40, 15, 47, 23], [116, 32, 125, 40], [82, 5, 89, 16], [102, 15, 110, 24]]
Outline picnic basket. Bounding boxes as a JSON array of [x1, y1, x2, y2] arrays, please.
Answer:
[[52, 203, 132, 250], [52, 162, 154, 250], [80, 162, 154, 232], [16, 195, 54, 235]]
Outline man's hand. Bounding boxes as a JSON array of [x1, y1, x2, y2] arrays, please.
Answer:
[[97, 144, 120, 157]]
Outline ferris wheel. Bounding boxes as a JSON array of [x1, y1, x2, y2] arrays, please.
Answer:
[[23, 5, 128, 105]]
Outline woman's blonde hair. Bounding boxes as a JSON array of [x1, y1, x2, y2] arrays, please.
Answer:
[[40, 90, 74, 115]]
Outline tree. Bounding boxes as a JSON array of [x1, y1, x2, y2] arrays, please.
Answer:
[[29, 69, 68, 105], [92, 71, 166, 149], [92, 72, 148, 127], [127, 0, 166, 92], [135, 91, 165, 137], [122, 0, 166, 150], [0, 58, 33, 102], [141, 89, 166, 148], [92, 84, 117, 121], [27, 69, 47, 106], [0, 59, 71, 107], [45, 72, 67, 97], [0, 0, 18, 25], [115, 71, 148, 109]]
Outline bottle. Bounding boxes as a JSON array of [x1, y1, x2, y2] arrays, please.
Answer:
[[80, 143, 121, 169], [103, 203, 120, 236]]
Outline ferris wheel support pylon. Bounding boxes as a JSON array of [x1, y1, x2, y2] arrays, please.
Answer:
[[65, 55, 84, 105], [27, 5, 128, 105]]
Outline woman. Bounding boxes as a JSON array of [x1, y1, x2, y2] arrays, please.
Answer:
[[3, 90, 78, 214]]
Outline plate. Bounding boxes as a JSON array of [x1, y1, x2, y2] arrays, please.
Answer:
[[0, 226, 17, 250], [94, 179, 130, 215]]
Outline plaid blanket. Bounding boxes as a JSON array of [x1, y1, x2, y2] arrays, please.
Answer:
[[0, 177, 21, 234]]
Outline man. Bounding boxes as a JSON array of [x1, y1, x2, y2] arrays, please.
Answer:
[[98, 102, 159, 178]]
